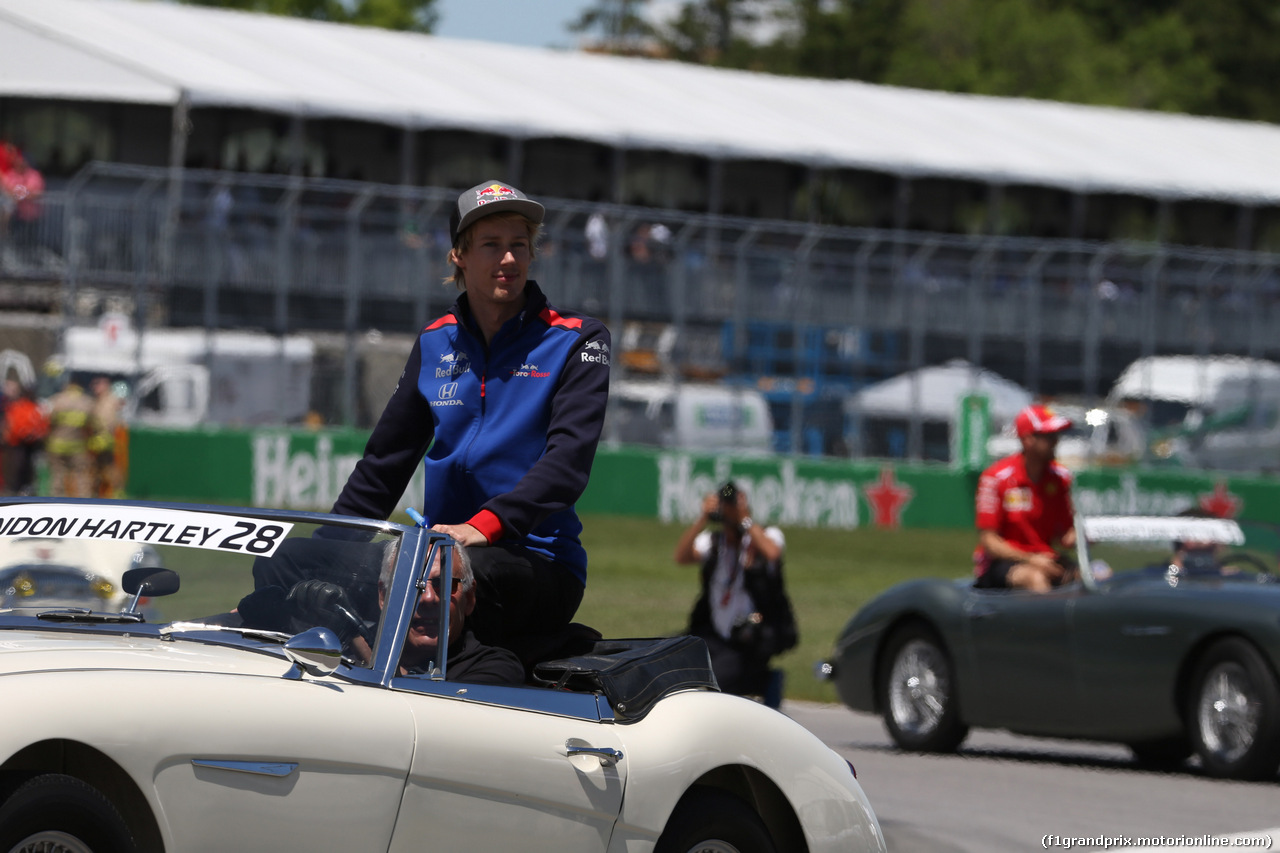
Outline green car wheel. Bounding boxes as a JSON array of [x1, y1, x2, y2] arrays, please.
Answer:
[[878, 623, 968, 753], [1187, 637, 1280, 780]]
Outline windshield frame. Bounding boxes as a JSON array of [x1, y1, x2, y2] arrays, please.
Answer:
[[1075, 513, 1255, 589], [0, 497, 417, 679]]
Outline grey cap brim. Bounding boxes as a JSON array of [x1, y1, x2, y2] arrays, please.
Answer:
[[452, 197, 545, 244]]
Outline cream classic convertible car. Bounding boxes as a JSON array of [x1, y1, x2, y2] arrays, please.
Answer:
[[0, 498, 884, 853]]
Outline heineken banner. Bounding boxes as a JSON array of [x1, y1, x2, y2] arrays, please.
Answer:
[[125, 426, 1280, 531], [127, 427, 425, 514]]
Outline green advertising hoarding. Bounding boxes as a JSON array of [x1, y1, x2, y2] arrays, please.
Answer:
[[952, 392, 990, 472], [124, 426, 1280, 532]]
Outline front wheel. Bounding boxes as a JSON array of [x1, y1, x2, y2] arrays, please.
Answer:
[[655, 789, 777, 853], [1187, 637, 1280, 780], [877, 623, 968, 752], [0, 773, 138, 853]]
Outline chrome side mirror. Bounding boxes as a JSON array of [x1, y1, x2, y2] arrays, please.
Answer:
[[283, 627, 343, 678]]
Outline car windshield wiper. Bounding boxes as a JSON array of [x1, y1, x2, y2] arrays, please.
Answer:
[[36, 608, 145, 624], [159, 621, 294, 644], [159, 622, 365, 667]]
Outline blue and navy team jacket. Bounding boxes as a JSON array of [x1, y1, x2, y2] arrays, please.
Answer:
[[331, 281, 610, 585]]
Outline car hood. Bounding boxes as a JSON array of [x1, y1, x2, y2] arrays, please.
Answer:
[[0, 627, 296, 678]]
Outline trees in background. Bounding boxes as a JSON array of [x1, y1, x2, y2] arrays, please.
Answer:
[[178, 0, 1280, 123], [575, 0, 1280, 123], [568, 0, 656, 55], [177, 0, 438, 33]]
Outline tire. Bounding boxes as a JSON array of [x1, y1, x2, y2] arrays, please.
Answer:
[[1186, 637, 1280, 780], [877, 623, 968, 753], [0, 774, 137, 853], [655, 789, 777, 853]]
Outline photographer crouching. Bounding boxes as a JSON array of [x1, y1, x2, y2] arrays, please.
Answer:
[[674, 481, 798, 708]]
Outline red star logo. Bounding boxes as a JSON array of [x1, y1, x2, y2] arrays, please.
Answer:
[[1198, 481, 1243, 519], [863, 467, 914, 529]]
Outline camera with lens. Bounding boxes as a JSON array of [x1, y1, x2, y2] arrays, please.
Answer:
[[708, 481, 738, 523]]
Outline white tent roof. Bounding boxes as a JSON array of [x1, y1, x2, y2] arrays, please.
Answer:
[[1107, 355, 1280, 406], [4, 0, 1280, 203], [847, 360, 1033, 423]]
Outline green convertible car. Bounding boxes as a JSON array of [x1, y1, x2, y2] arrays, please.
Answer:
[[821, 515, 1280, 781]]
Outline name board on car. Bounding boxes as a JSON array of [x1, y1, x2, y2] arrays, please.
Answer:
[[0, 505, 293, 556], [1079, 515, 1245, 545]]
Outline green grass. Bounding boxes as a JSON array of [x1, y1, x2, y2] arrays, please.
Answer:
[[577, 515, 977, 703], [132, 511, 977, 703]]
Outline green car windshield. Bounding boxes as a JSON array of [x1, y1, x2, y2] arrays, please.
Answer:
[[1076, 515, 1278, 586]]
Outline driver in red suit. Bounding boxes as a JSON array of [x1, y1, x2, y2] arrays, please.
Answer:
[[973, 404, 1077, 591]]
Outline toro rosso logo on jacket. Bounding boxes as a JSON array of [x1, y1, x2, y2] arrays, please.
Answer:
[[437, 351, 471, 379], [433, 382, 464, 407], [511, 363, 551, 378], [581, 340, 610, 365]]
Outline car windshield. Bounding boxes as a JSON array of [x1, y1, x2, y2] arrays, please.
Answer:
[[0, 502, 404, 669], [1078, 515, 1278, 585]]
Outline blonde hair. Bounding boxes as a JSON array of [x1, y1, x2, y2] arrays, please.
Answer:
[[445, 211, 542, 290]]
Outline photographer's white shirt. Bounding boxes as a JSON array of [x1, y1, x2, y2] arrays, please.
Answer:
[[693, 527, 786, 640]]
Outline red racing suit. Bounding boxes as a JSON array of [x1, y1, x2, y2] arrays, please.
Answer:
[[973, 452, 1074, 580]]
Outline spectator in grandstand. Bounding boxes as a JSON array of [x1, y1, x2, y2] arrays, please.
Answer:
[[1, 378, 48, 496], [0, 141, 16, 242], [585, 212, 608, 260], [0, 144, 45, 242], [327, 180, 611, 659], [973, 404, 1078, 592]]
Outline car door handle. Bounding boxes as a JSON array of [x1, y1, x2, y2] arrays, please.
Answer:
[[566, 743, 624, 766], [1121, 625, 1172, 636], [969, 605, 998, 620], [191, 759, 298, 777]]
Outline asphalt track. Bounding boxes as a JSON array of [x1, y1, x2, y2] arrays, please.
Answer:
[[784, 700, 1279, 853]]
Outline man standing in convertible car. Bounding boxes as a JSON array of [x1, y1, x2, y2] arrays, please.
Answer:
[[973, 403, 1077, 592], [329, 181, 610, 657]]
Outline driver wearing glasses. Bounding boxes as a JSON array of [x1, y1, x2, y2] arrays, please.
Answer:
[[379, 539, 525, 685]]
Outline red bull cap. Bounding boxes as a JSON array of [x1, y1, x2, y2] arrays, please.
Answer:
[[450, 180, 545, 245]]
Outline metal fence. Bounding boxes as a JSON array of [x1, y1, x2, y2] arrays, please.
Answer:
[[3, 162, 1279, 463]]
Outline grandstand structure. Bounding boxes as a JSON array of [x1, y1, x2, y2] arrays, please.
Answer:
[[2, 0, 1279, 459]]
